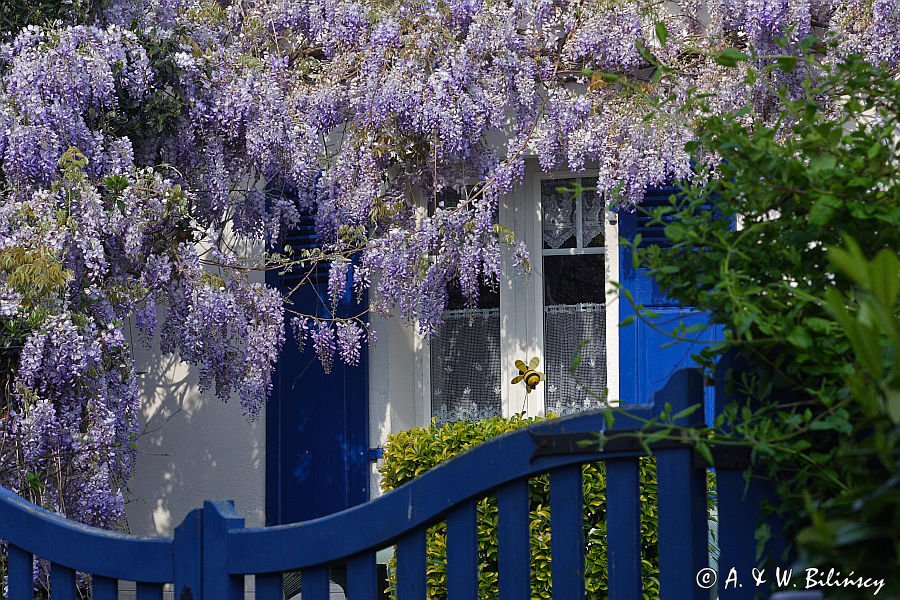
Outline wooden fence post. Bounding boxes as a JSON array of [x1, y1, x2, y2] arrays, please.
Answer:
[[202, 500, 246, 600], [714, 353, 788, 599], [173, 508, 203, 600], [652, 369, 709, 599]]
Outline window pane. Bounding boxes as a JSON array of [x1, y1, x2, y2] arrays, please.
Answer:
[[581, 178, 605, 248], [543, 254, 605, 306], [430, 309, 502, 425], [446, 279, 500, 310], [542, 179, 577, 249]]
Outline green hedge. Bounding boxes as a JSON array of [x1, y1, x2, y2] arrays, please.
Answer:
[[380, 415, 661, 599]]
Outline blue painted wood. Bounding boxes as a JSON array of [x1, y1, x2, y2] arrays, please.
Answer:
[[266, 209, 369, 525], [618, 187, 717, 409], [0, 487, 173, 581], [397, 529, 427, 600], [347, 552, 378, 599], [230, 403, 665, 573], [301, 566, 330, 600], [656, 368, 708, 600], [202, 500, 245, 600], [550, 465, 584, 599], [255, 572, 283, 600], [51, 563, 77, 600], [91, 576, 118, 600], [713, 353, 787, 599], [657, 447, 707, 599], [0, 367, 777, 600], [605, 458, 642, 599], [173, 508, 202, 600], [497, 479, 530, 600], [137, 581, 164, 600], [7, 544, 32, 600], [446, 499, 478, 600]]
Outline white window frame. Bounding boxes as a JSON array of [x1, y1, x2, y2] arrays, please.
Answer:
[[413, 161, 620, 426]]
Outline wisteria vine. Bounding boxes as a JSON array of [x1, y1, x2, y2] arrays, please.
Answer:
[[0, 0, 897, 534]]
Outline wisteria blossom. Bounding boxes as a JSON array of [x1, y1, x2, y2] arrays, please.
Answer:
[[0, 0, 897, 532]]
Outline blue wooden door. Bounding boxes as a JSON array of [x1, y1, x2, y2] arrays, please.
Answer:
[[266, 213, 369, 525], [618, 185, 717, 423]]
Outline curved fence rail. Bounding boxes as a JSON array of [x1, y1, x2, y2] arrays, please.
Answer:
[[0, 368, 775, 599], [0, 486, 174, 599]]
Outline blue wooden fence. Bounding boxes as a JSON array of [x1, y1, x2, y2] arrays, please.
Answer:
[[0, 369, 777, 599]]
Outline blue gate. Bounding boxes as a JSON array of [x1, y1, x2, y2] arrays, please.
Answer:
[[0, 369, 776, 599]]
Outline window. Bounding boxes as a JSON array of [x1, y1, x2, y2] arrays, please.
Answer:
[[418, 170, 618, 426], [541, 177, 609, 415], [428, 187, 503, 425]]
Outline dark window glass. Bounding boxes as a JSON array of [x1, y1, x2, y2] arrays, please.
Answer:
[[543, 254, 605, 306], [446, 278, 501, 310]]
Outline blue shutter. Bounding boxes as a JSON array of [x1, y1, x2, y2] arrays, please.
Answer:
[[618, 186, 717, 424], [266, 209, 369, 525]]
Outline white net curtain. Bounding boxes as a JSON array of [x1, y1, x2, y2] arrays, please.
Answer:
[[430, 308, 502, 425], [543, 303, 607, 415]]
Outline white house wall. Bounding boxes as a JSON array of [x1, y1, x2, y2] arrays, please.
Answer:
[[125, 332, 267, 537], [125, 250, 268, 537], [367, 310, 422, 497]]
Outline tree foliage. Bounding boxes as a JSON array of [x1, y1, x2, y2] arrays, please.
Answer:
[[633, 54, 899, 594]]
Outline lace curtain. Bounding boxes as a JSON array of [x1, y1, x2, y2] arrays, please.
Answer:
[[582, 190, 604, 247], [542, 186, 576, 248], [541, 179, 604, 249], [543, 303, 607, 415], [430, 308, 502, 426]]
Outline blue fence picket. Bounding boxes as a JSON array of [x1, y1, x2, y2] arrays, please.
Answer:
[[550, 465, 584, 600], [446, 499, 479, 600], [255, 572, 283, 600], [657, 447, 708, 599], [347, 552, 379, 599], [7, 544, 32, 600], [136, 581, 164, 600], [301, 566, 330, 600], [51, 563, 77, 600], [396, 529, 427, 599], [92, 576, 118, 600], [713, 354, 787, 599], [173, 508, 202, 600], [497, 479, 530, 600], [605, 458, 642, 599], [202, 500, 245, 600]]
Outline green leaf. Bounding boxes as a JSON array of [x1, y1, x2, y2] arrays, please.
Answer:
[[695, 443, 714, 466], [672, 403, 701, 420], [775, 56, 798, 71], [619, 315, 636, 327], [787, 327, 812, 349], [809, 154, 837, 173], [867, 141, 882, 159], [887, 388, 900, 424], [715, 48, 750, 67], [570, 353, 583, 372], [654, 22, 668, 46]]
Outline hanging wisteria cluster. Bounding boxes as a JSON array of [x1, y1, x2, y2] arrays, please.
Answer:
[[0, 0, 897, 530]]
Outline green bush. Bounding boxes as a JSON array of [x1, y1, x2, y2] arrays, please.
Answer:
[[379, 415, 661, 599]]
